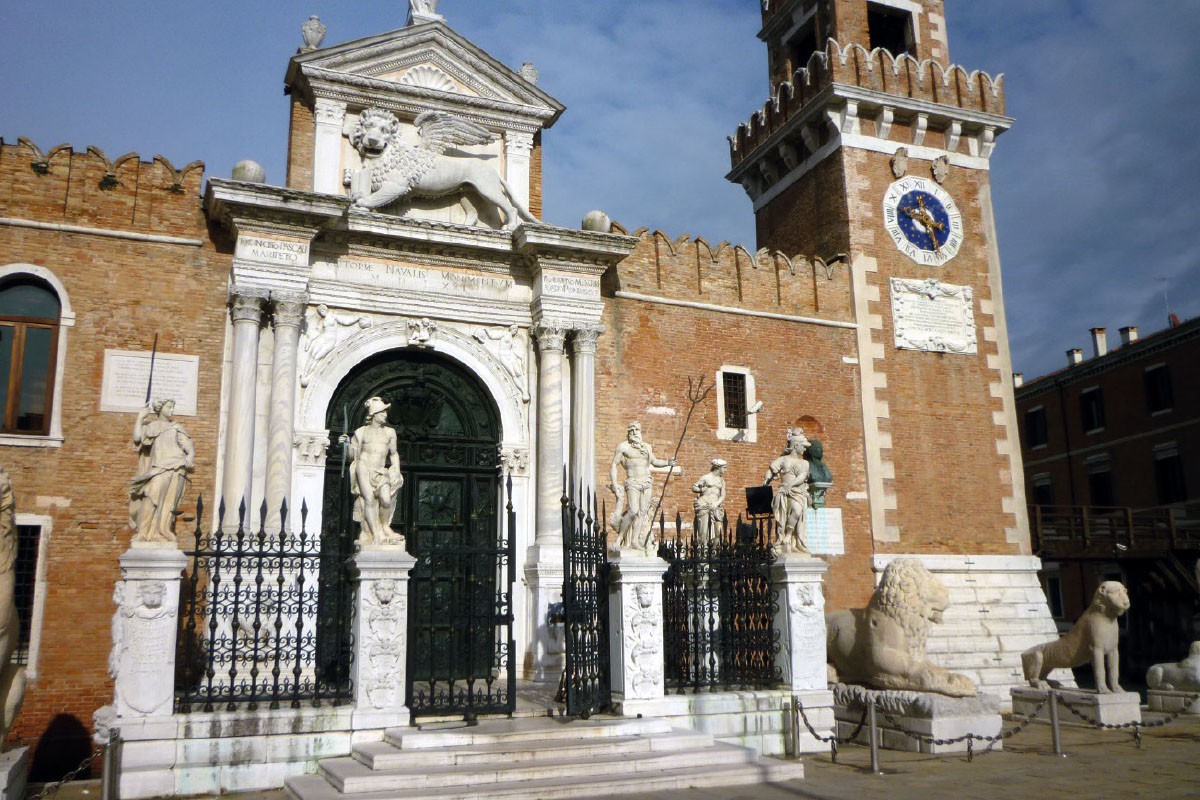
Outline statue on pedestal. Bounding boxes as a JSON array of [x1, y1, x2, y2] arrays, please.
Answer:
[[1022, 581, 1130, 693], [130, 399, 194, 544], [346, 397, 404, 546], [0, 466, 26, 744], [609, 422, 674, 552], [805, 438, 833, 508], [764, 428, 812, 555], [1147, 642, 1200, 692], [691, 459, 727, 545]]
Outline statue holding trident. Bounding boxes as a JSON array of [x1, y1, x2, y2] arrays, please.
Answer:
[[609, 422, 675, 552], [344, 397, 405, 546]]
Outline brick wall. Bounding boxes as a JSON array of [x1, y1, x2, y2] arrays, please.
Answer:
[[0, 138, 230, 772], [286, 98, 315, 192]]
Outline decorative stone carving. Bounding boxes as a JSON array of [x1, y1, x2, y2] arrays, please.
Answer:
[[407, 317, 438, 347], [519, 61, 539, 85], [0, 466, 26, 744], [231, 160, 265, 183], [294, 432, 331, 467], [115, 581, 178, 715], [826, 558, 977, 697], [772, 559, 829, 692], [609, 422, 674, 553], [931, 154, 950, 184], [891, 278, 977, 355], [129, 399, 194, 545], [300, 304, 371, 387], [362, 580, 405, 709], [1022, 581, 1130, 693], [581, 210, 611, 233], [805, 438, 833, 509], [474, 325, 529, 401], [498, 446, 529, 476], [344, 108, 537, 229], [300, 15, 326, 51], [1148, 642, 1200, 692], [229, 288, 268, 324], [346, 397, 405, 546], [399, 65, 456, 93], [406, 0, 443, 25], [691, 459, 727, 544], [890, 146, 909, 178], [626, 583, 664, 697], [532, 322, 567, 353], [764, 428, 812, 555]]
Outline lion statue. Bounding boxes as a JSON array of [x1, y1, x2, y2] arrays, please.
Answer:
[[1021, 580, 1130, 693], [826, 558, 977, 697], [1147, 641, 1200, 692], [344, 107, 538, 230]]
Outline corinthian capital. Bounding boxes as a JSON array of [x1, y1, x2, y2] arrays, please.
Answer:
[[532, 322, 567, 353], [271, 290, 309, 329], [570, 325, 603, 355], [313, 97, 347, 126], [229, 286, 269, 324]]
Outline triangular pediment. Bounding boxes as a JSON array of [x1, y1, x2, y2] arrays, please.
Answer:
[[287, 22, 563, 127]]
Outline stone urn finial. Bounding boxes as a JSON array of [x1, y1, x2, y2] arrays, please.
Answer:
[[300, 15, 326, 52], [520, 61, 539, 85]]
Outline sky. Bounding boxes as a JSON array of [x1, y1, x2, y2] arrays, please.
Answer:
[[1, 1, 1197, 380]]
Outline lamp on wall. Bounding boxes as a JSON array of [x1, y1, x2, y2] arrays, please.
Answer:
[[747, 401, 764, 415]]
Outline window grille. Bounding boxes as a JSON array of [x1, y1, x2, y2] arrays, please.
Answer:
[[722, 372, 747, 429]]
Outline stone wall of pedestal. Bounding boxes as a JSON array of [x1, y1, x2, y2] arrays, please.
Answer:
[[770, 555, 835, 752], [608, 554, 669, 716], [350, 546, 417, 730]]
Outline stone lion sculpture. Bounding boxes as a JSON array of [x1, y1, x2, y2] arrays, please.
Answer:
[[826, 558, 977, 697], [1021, 580, 1130, 693], [1147, 642, 1200, 692], [344, 107, 538, 230]]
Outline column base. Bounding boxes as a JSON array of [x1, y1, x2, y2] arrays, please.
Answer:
[[525, 558, 565, 681]]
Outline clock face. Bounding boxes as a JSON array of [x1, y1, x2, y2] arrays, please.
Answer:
[[882, 177, 963, 266]]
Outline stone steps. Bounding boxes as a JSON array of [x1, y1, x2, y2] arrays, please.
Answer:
[[285, 715, 804, 800]]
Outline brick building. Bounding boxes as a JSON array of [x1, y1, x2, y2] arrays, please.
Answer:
[[0, 0, 1060, 792], [1015, 318, 1200, 680]]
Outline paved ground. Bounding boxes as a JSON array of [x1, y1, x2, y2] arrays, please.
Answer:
[[35, 714, 1200, 800]]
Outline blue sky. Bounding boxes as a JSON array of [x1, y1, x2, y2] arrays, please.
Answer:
[[2, 1, 1197, 380]]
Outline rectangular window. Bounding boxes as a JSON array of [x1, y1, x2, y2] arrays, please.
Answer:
[[1154, 446, 1187, 505], [722, 372, 748, 429], [1088, 468, 1115, 507], [12, 524, 41, 666], [1024, 406, 1048, 449], [1144, 365, 1173, 415], [1080, 387, 1105, 433], [787, 20, 819, 71], [1043, 574, 1064, 619], [1032, 476, 1054, 506], [867, 2, 914, 56]]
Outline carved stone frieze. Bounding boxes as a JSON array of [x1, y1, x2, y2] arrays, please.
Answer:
[[114, 580, 178, 715], [361, 579, 406, 709], [300, 305, 373, 388], [474, 324, 529, 402], [499, 446, 530, 476], [294, 431, 331, 467], [624, 583, 664, 700], [407, 317, 438, 347]]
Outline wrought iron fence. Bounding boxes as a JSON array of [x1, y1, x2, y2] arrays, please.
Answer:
[[561, 485, 610, 717], [175, 497, 353, 712], [658, 511, 779, 693]]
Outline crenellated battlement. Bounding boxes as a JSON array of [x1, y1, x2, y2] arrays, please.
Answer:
[[606, 220, 853, 321], [728, 40, 1006, 169], [0, 136, 206, 237]]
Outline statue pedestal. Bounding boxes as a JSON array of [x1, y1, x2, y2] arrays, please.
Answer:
[[525, 546, 564, 681], [350, 545, 417, 730], [1148, 689, 1200, 715], [833, 684, 1003, 754], [771, 556, 834, 753], [608, 553, 669, 717], [114, 545, 189, 720], [1011, 687, 1142, 727], [0, 747, 28, 800]]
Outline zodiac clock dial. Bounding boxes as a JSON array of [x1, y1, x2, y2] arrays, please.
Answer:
[[882, 176, 964, 266]]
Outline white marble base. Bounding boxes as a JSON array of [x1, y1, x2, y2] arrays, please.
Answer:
[[1148, 689, 1200, 715], [608, 554, 669, 704], [771, 556, 828, 692], [0, 747, 28, 800], [1011, 687, 1142, 727], [833, 684, 1003, 754]]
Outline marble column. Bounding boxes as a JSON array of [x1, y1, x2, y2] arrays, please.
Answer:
[[350, 545, 418, 729], [569, 326, 602, 498], [264, 291, 307, 532], [771, 555, 835, 752], [609, 553, 670, 716], [533, 323, 567, 545], [222, 286, 268, 523], [312, 98, 347, 195]]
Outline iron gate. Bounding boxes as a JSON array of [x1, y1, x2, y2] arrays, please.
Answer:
[[658, 511, 779, 692], [561, 487, 611, 717]]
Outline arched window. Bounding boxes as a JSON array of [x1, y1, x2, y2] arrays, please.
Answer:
[[0, 278, 60, 435]]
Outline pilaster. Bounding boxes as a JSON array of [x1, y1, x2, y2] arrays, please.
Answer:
[[223, 286, 269, 518], [312, 98, 348, 195], [504, 131, 535, 213]]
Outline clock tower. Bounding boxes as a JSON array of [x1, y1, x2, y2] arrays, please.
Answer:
[[730, 1, 1055, 694]]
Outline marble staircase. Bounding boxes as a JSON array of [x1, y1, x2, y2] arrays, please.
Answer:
[[285, 716, 804, 800]]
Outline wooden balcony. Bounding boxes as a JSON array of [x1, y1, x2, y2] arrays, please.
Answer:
[[1029, 502, 1200, 560]]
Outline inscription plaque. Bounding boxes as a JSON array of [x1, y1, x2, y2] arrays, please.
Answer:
[[312, 258, 529, 303], [100, 350, 200, 415], [235, 235, 310, 266], [890, 278, 977, 355], [806, 508, 844, 556]]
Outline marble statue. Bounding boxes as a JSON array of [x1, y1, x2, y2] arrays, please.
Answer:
[[691, 459, 727, 545], [805, 438, 833, 508], [609, 422, 674, 552], [1022, 580, 1130, 693], [345, 108, 537, 229], [130, 399, 195, 543], [0, 466, 26, 744], [1147, 642, 1200, 692], [301, 304, 371, 387], [474, 325, 530, 401], [826, 558, 977, 697], [764, 428, 812, 555], [407, 0, 441, 24], [345, 397, 405, 546]]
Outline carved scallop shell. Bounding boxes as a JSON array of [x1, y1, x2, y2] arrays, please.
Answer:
[[399, 65, 457, 93]]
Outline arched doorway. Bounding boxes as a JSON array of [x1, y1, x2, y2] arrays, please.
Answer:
[[319, 348, 515, 719]]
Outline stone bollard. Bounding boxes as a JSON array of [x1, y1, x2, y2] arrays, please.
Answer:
[[771, 555, 835, 752], [608, 552, 669, 716], [350, 545, 418, 729]]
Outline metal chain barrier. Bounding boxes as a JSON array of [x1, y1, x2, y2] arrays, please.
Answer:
[[877, 695, 1050, 761], [29, 746, 104, 800], [794, 699, 871, 763], [1055, 691, 1200, 747]]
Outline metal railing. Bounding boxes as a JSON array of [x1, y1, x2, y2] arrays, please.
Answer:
[[1030, 502, 1200, 558]]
